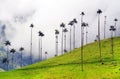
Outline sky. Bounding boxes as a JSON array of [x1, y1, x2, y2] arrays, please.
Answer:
[[0, 0, 120, 59]]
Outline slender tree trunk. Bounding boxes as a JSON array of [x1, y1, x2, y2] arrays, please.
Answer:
[[55, 35, 58, 56], [7, 46, 9, 71], [111, 31, 114, 63], [114, 22, 117, 36], [21, 51, 23, 67], [64, 32, 67, 52], [73, 24, 75, 49], [81, 15, 84, 71], [45, 54, 47, 60], [30, 28, 33, 64], [12, 54, 14, 69], [61, 28, 64, 55], [70, 27, 72, 52], [104, 16, 106, 39], [39, 37, 40, 60], [86, 27, 88, 44], [98, 14, 102, 62], [41, 37, 42, 60]]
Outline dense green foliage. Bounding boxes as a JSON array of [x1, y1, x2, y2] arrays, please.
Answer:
[[0, 37, 120, 79]]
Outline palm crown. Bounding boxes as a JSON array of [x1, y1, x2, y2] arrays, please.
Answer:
[[19, 47, 24, 51], [97, 9, 102, 14], [68, 21, 74, 26], [55, 30, 59, 35], [5, 41, 11, 46], [60, 23, 65, 28], [10, 49, 16, 54], [82, 22, 88, 27], [73, 18, 78, 23], [114, 18, 118, 22], [38, 31, 44, 37], [109, 26, 116, 31], [30, 24, 34, 28], [81, 12, 85, 15], [63, 28, 68, 33]]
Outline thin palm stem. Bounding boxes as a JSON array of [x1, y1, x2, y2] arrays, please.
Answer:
[[98, 14, 102, 62], [61, 28, 63, 54], [64, 33, 67, 52], [73, 25, 75, 49], [81, 15, 84, 71], [30, 28, 33, 64], [70, 27, 72, 52], [21, 51, 23, 67], [41, 37, 42, 60]]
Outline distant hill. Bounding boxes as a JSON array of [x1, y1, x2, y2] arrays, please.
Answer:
[[0, 68, 5, 72], [0, 37, 120, 79]]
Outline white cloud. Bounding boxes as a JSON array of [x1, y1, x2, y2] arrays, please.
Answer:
[[0, 0, 120, 59]]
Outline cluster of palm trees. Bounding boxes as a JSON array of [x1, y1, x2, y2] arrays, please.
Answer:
[[1, 9, 119, 72], [2, 23, 47, 71], [54, 19, 78, 56], [2, 40, 24, 70], [54, 9, 118, 71]]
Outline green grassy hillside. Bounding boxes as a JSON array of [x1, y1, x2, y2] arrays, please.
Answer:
[[0, 37, 120, 79]]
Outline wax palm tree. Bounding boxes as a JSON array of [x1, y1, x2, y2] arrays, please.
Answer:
[[97, 9, 102, 62], [19, 47, 24, 67], [10, 49, 16, 69], [45, 52, 48, 60], [38, 31, 45, 61], [109, 26, 116, 63], [4, 40, 11, 71], [104, 16, 107, 39], [80, 12, 85, 71], [30, 24, 34, 64], [114, 18, 118, 36], [60, 23, 65, 55], [55, 29, 59, 56], [68, 21, 74, 52], [81, 22, 87, 71], [63, 28, 68, 53], [73, 18, 78, 49]]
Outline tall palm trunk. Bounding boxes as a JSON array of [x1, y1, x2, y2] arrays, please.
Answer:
[[70, 27, 72, 52], [30, 28, 33, 64], [73, 24, 75, 49], [81, 15, 84, 71], [21, 51, 23, 67], [40, 37, 42, 60], [7, 46, 9, 71], [104, 16, 107, 39], [114, 22, 117, 36], [45, 53, 47, 60], [55, 35, 58, 56], [98, 14, 102, 62], [39, 37, 40, 60], [12, 54, 14, 69], [111, 31, 114, 63], [64, 32, 67, 52], [61, 28, 64, 55]]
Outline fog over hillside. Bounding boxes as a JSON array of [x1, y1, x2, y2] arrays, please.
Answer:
[[0, 0, 120, 60]]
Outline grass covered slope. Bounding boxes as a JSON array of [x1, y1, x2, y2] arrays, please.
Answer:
[[0, 37, 120, 79]]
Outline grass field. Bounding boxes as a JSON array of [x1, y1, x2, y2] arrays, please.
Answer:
[[0, 37, 120, 79]]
